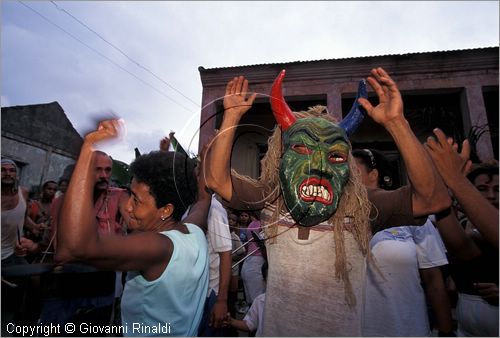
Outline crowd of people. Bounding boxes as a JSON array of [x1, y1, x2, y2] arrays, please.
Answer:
[[1, 67, 498, 337]]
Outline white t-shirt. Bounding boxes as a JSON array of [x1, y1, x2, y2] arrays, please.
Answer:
[[363, 219, 448, 337], [262, 209, 367, 336], [205, 195, 232, 296], [182, 195, 232, 296], [243, 292, 266, 336], [1, 190, 26, 260]]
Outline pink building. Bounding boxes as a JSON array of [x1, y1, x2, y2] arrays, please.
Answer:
[[199, 47, 498, 182]]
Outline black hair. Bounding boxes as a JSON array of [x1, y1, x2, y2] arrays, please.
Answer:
[[42, 180, 57, 189], [467, 163, 499, 185], [352, 148, 395, 190], [249, 210, 262, 221], [129, 151, 198, 221], [58, 178, 69, 185]]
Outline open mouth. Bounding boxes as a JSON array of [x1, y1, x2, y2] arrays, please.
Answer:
[[298, 177, 333, 205]]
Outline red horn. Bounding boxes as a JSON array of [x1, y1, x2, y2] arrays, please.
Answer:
[[270, 70, 296, 130]]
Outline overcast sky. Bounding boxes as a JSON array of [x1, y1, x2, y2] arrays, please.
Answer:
[[2, 1, 499, 164]]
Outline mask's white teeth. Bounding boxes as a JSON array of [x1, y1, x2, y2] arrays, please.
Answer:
[[302, 186, 308, 197], [301, 184, 330, 200], [323, 190, 330, 201]]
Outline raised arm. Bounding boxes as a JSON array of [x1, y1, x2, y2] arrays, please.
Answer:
[[434, 207, 481, 260], [426, 128, 499, 249], [358, 68, 451, 216], [56, 120, 172, 275], [159, 136, 171, 152], [56, 120, 118, 265], [205, 76, 256, 201], [183, 144, 213, 233]]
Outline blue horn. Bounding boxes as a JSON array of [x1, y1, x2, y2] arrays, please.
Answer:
[[339, 79, 368, 137]]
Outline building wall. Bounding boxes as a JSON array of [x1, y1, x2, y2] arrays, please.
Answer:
[[2, 101, 82, 194], [2, 136, 75, 192], [199, 48, 499, 178]]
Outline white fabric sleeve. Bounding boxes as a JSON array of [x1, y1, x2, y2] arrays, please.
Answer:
[[207, 196, 232, 253], [414, 218, 449, 269], [243, 295, 263, 332]]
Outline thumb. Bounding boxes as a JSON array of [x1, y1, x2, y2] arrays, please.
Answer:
[[357, 98, 373, 115], [247, 92, 257, 105]]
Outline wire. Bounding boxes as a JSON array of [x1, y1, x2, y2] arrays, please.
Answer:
[[49, 1, 200, 107], [17, 1, 196, 114]]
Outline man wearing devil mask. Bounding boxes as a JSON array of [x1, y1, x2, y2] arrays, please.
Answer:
[[205, 68, 451, 336]]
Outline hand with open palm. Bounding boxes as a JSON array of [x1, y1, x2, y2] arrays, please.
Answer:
[[357, 67, 404, 128], [223, 76, 257, 120]]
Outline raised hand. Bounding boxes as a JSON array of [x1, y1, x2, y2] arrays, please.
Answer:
[[448, 134, 473, 176], [427, 128, 498, 248], [223, 76, 257, 119], [358, 67, 404, 127], [425, 128, 472, 186], [159, 136, 171, 152], [84, 119, 123, 146]]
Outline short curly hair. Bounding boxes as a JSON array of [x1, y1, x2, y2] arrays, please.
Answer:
[[467, 162, 499, 185], [129, 151, 198, 221]]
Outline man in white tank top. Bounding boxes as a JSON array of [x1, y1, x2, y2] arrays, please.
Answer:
[[1, 158, 29, 267]]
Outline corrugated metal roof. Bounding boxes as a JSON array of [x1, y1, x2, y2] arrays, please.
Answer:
[[200, 46, 499, 71]]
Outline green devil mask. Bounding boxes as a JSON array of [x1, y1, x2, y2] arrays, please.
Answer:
[[270, 70, 367, 227]]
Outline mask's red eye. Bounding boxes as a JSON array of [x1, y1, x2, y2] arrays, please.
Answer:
[[292, 144, 312, 155], [328, 153, 347, 164]]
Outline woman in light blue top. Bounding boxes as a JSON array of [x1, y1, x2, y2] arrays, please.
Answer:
[[56, 120, 211, 336]]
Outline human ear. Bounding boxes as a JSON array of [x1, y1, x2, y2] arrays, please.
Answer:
[[160, 204, 174, 220], [369, 169, 379, 186]]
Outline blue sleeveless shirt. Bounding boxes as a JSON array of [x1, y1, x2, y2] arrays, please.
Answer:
[[121, 223, 208, 336]]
